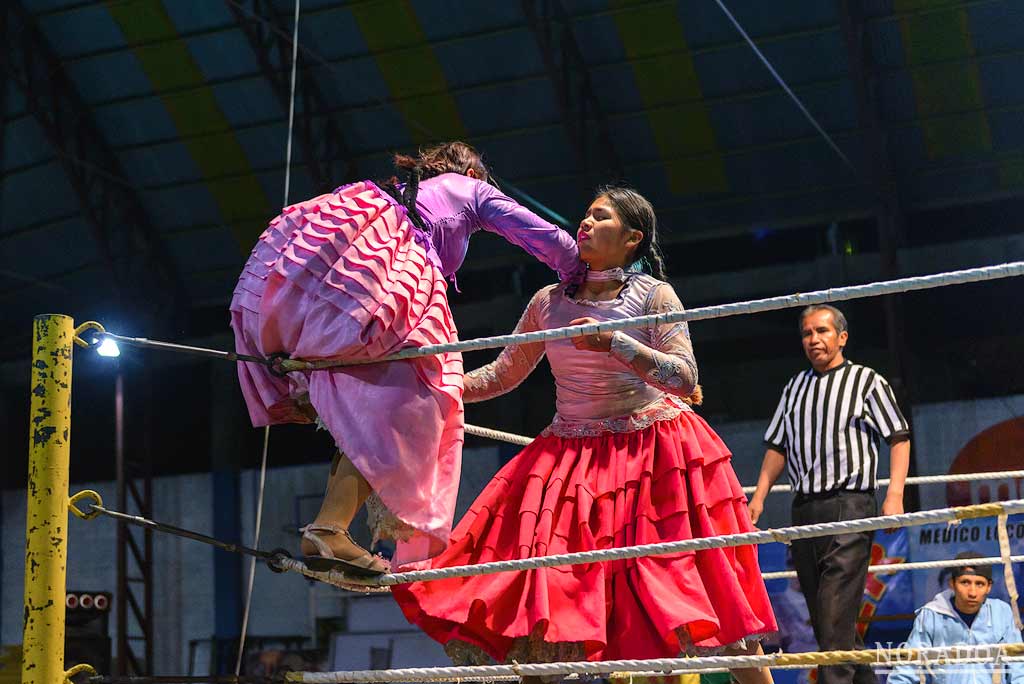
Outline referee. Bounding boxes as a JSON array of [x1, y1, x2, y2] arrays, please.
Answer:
[[749, 304, 910, 684]]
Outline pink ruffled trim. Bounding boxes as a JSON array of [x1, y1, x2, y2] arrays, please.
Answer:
[[230, 181, 464, 564], [542, 395, 692, 438]]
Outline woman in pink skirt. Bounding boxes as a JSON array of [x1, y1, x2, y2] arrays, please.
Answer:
[[393, 187, 777, 683], [230, 142, 581, 575]]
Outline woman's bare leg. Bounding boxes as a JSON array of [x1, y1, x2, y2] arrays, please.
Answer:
[[726, 640, 774, 684], [300, 451, 375, 560]]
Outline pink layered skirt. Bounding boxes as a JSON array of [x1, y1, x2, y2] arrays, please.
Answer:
[[230, 181, 464, 565], [393, 409, 777, 661]]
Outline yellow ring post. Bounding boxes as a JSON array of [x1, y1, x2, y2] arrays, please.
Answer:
[[23, 314, 74, 684]]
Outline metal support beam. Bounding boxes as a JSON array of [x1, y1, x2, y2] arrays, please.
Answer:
[[115, 370, 154, 676], [839, 0, 919, 507], [523, 0, 623, 202], [1, 3, 188, 331], [839, 1, 907, 253], [227, 0, 357, 194], [0, 12, 8, 301], [0, 22, 7, 195]]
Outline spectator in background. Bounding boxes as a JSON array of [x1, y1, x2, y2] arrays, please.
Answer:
[[887, 551, 1023, 684]]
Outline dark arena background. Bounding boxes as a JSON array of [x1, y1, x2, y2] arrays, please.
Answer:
[[1, 2, 1023, 684]]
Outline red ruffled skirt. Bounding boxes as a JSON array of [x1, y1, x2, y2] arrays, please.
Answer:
[[392, 408, 777, 661]]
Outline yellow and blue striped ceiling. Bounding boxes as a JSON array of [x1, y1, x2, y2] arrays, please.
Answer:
[[3, 0, 1023, 326]]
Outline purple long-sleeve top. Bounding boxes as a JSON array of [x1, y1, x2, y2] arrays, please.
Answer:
[[391, 172, 581, 281]]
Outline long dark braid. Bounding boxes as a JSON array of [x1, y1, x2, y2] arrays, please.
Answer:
[[401, 165, 426, 231], [644, 241, 668, 281], [379, 141, 489, 232]]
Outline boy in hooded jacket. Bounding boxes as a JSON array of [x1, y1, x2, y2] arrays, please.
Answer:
[[887, 552, 1023, 684]]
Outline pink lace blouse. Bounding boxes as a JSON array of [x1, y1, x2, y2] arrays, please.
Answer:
[[465, 270, 699, 437]]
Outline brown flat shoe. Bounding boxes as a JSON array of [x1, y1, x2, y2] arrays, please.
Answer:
[[299, 524, 389, 577]]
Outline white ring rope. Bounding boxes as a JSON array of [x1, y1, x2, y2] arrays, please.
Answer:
[[281, 261, 1024, 370], [612, 659, 1024, 679], [275, 499, 1024, 588], [464, 423, 534, 446], [286, 643, 1024, 683], [279, 551, 1024, 593], [741, 470, 1024, 495], [320, 658, 1024, 684], [761, 554, 1024, 581]]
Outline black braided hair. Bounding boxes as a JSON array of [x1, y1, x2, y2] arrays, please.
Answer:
[[401, 165, 427, 231], [378, 169, 428, 232]]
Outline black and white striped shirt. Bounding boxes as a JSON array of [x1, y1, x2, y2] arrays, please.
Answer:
[[764, 360, 910, 495]]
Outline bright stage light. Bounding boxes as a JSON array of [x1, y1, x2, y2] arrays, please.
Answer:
[[96, 337, 121, 357]]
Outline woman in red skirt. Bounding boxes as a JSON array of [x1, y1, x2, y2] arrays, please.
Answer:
[[392, 187, 777, 683]]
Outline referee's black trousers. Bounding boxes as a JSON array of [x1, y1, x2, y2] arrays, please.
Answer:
[[791, 490, 877, 684]]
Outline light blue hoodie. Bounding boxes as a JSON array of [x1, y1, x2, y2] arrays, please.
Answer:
[[887, 589, 1023, 684]]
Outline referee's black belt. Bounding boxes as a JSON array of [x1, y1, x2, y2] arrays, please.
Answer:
[[793, 488, 874, 503]]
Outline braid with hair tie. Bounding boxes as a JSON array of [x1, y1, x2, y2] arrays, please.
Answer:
[[626, 234, 667, 280], [379, 176, 402, 204], [400, 165, 428, 232], [646, 244, 668, 281]]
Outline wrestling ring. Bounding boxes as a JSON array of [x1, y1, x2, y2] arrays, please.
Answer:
[[19, 0, 1024, 683], [25, 258, 1024, 684]]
